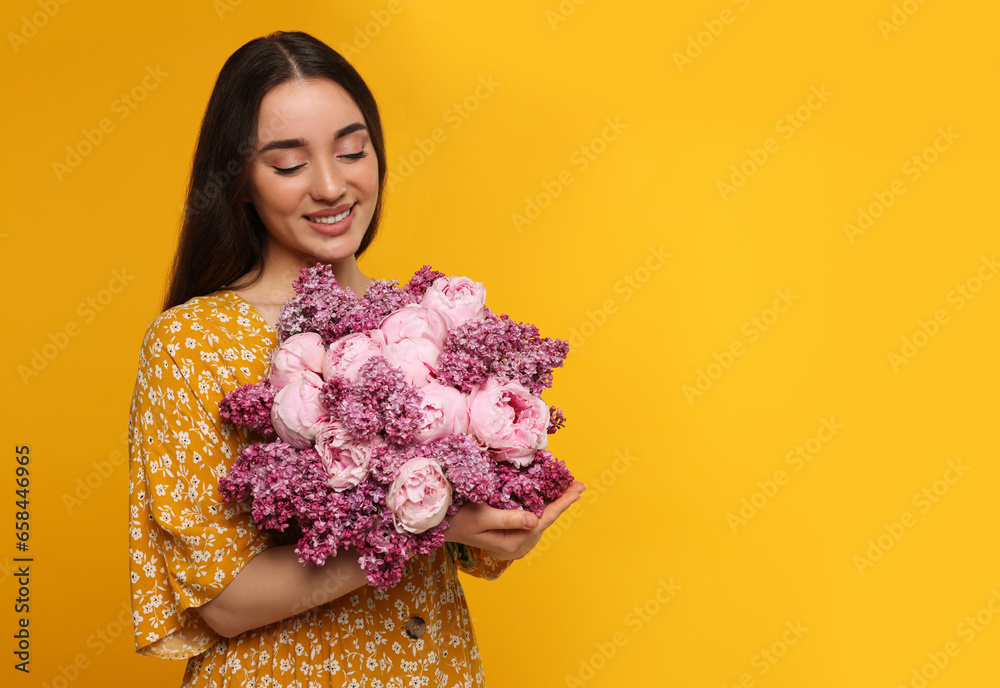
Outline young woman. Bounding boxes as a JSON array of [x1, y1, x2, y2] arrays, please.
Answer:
[[127, 30, 583, 687]]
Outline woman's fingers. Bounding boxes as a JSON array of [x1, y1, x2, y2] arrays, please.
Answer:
[[536, 481, 586, 530], [445, 482, 587, 560], [478, 481, 586, 534], [447, 502, 528, 545], [484, 482, 586, 560], [492, 507, 537, 531]]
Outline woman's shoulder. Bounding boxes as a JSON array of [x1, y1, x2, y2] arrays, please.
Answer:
[[145, 290, 270, 335], [139, 291, 276, 357]]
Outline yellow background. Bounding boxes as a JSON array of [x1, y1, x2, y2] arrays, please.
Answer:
[[2, 0, 998, 686]]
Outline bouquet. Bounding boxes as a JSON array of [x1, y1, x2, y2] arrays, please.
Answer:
[[218, 264, 574, 588]]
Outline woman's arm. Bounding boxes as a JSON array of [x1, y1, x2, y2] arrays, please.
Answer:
[[446, 480, 585, 561], [197, 481, 585, 637], [194, 545, 368, 638]]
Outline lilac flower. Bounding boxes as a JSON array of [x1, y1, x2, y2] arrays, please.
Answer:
[[218, 441, 327, 530], [548, 406, 567, 434], [362, 280, 417, 321], [435, 314, 569, 396], [276, 264, 418, 344], [486, 450, 574, 516], [218, 382, 278, 440], [403, 265, 446, 299], [434, 434, 496, 505], [320, 357, 423, 444], [275, 264, 360, 343], [354, 358, 424, 445]]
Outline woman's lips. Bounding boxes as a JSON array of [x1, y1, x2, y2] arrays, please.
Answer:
[[304, 204, 355, 235]]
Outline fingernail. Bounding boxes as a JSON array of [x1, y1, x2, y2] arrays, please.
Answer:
[[522, 514, 535, 528]]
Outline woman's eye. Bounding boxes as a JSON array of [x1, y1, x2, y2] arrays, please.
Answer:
[[270, 148, 367, 174]]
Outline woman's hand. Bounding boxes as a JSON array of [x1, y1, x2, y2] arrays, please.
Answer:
[[445, 481, 585, 561]]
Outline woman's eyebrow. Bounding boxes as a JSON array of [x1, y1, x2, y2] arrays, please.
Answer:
[[257, 122, 368, 154]]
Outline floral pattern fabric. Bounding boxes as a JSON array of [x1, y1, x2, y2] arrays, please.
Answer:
[[128, 291, 510, 687]]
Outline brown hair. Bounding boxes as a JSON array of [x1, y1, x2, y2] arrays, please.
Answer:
[[163, 30, 387, 310]]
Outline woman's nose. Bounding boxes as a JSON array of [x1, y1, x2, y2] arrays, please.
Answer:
[[311, 156, 346, 201]]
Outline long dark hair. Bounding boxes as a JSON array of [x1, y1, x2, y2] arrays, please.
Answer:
[[163, 31, 388, 311]]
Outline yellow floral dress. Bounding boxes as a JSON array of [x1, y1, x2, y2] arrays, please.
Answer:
[[127, 291, 510, 688]]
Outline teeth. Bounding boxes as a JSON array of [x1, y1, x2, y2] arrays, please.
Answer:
[[309, 207, 351, 224]]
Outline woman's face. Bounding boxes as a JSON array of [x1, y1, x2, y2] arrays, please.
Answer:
[[248, 78, 379, 269]]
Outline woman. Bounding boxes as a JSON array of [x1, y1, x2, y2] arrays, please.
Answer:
[[127, 30, 583, 687]]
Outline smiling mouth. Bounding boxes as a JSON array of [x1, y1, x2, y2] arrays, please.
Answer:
[[305, 206, 352, 224]]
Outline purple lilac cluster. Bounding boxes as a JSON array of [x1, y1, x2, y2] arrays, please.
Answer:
[[218, 264, 574, 589], [319, 357, 423, 444], [403, 265, 446, 299], [435, 314, 570, 396], [487, 450, 575, 515], [275, 263, 417, 343], [219, 382, 278, 440], [218, 440, 327, 531]]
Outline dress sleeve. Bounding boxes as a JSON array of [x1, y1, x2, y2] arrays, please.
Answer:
[[127, 309, 271, 659], [450, 543, 513, 581]]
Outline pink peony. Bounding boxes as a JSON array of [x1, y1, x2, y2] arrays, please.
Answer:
[[382, 337, 441, 387], [414, 382, 470, 444], [468, 377, 549, 467], [270, 370, 328, 449], [420, 276, 486, 327], [379, 304, 450, 348], [268, 332, 326, 388], [322, 332, 384, 383], [386, 457, 452, 534], [315, 421, 374, 491]]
